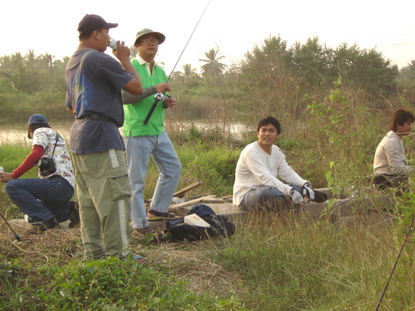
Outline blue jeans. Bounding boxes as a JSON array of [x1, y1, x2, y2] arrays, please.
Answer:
[[241, 185, 302, 212], [5, 176, 74, 223], [125, 132, 182, 229]]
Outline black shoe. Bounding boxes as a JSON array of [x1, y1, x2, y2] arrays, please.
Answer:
[[25, 217, 59, 235], [68, 201, 80, 228], [313, 190, 328, 203]]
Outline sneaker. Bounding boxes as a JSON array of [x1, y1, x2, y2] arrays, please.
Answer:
[[68, 201, 80, 228], [25, 217, 59, 235]]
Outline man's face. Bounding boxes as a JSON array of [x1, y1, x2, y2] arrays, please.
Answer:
[[136, 34, 160, 59], [396, 121, 413, 136], [257, 124, 279, 146], [94, 28, 111, 52]]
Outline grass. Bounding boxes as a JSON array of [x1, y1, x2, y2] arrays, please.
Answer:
[[1, 122, 415, 310], [2, 208, 414, 310], [217, 215, 415, 310]]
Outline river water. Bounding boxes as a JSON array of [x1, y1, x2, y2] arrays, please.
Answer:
[[0, 121, 253, 146]]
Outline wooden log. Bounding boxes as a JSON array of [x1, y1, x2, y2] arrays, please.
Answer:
[[173, 181, 204, 198], [169, 195, 224, 212]]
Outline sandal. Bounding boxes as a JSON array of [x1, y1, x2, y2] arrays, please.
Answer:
[[148, 209, 180, 221], [133, 226, 155, 236]]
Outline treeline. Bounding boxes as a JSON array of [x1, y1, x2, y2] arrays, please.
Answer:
[[0, 50, 70, 123], [1, 36, 415, 125], [169, 36, 415, 126]]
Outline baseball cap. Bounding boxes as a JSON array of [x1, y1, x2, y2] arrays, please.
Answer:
[[78, 14, 118, 34], [28, 114, 49, 126], [134, 28, 165, 45]]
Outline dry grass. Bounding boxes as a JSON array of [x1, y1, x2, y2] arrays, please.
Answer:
[[0, 218, 243, 298]]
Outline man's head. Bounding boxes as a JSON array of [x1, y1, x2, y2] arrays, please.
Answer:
[[389, 108, 415, 134], [256, 116, 281, 150], [134, 28, 165, 60], [27, 114, 50, 138], [77, 14, 118, 51], [78, 14, 118, 37], [257, 116, 281, 134]]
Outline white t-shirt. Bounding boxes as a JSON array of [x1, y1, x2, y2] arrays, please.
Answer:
[[33, 128, 75, 187], [232, 142, 307, 206], [373, 130, 413, 176]]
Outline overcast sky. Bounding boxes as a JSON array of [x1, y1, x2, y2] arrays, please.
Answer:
[[1, 0, 414, 74]]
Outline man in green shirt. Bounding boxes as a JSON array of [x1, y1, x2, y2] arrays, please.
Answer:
[[122, 29, 181, 233]]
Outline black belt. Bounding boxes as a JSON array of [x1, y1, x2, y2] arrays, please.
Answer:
[[77, 114, 115, 123]]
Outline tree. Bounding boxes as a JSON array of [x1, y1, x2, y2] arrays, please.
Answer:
[[291, 37, 334, 88], [398, 60, 415, 88], [238, 36, 301, 120], [199, 48, 226, 77]]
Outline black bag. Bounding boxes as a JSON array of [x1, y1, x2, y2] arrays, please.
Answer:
[[166, 204, 236, 242], [38, 133, 59, 177], [38, 157, 56, 177]]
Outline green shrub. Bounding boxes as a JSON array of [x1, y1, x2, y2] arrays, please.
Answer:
[[0, 256, 246, 311]]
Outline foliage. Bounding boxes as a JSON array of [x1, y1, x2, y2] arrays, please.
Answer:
[[238, 36, 398, 121], [199, 48, 226, 78], [217, 216, 415, 310], [0, 256, 246, 310], [398, 60, 415, 88], [1, 37, 415, 311], [0, 52, 68, 124], [0, 145, 37, 218], [144, 127, 241, 198], [304, 78, 381, 189]]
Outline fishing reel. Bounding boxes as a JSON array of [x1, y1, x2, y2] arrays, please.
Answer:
[[154, 93, 171, 102], [154, 93, 172, 108]]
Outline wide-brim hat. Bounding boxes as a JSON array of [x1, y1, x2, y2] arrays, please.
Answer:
[[78, 14, 118, 34], [134, 28, 165, 46]]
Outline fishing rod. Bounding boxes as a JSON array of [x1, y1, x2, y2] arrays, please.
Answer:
[[143, 0, 211, 125], [374, 214, 415, 311], [0, 211, 21, 241]]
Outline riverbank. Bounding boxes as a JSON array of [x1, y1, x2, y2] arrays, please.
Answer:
[[0, 120, 254, 146]]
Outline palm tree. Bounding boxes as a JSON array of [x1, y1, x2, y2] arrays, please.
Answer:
[[171, 64, 198, 81], [182, 64, 198, 78], [199, 48, 226, 77]]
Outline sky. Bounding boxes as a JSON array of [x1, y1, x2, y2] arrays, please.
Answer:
[[1, 0, 415, 74]]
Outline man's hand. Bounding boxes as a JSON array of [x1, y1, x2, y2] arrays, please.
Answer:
[[302, 182, 315, 201], [155, 83, 171, 94], [290, 189, 304, 204], [113, 41, 131, 62], [0, 172, 14, 183], [163, 96, 176, 109]]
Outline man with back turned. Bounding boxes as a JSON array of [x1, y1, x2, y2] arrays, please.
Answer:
[[65, 14, 144, 260]]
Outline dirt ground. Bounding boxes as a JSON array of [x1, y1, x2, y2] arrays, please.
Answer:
[[0, 218, 243, 297]]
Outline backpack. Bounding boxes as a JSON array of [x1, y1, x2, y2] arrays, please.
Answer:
[[166, 204, 236, 242]]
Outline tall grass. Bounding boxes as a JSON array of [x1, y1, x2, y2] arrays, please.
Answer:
[[215, 212, 415, 310], [1, 85, 415, 310]]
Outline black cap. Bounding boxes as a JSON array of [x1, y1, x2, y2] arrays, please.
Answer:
[[28, 114, 49, 126], [78, 14, 118, 34]]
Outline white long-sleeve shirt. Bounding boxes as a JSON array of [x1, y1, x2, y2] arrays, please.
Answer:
[[232, 142, 307, 206], [373, 131, 413, 176]]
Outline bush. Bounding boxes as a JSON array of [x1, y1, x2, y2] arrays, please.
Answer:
[[0, 256, 247, 311]]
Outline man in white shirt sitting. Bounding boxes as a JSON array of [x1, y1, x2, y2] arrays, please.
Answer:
[[233, 116, 326, 212]]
